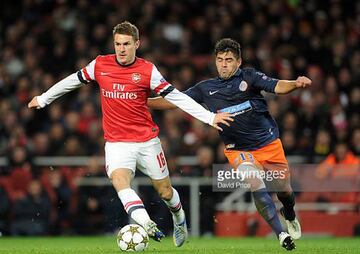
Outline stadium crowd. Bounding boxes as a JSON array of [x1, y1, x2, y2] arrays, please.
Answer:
[[0, 0, 359, 235]]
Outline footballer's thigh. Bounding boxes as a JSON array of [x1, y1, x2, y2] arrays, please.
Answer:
[[137, 137, 172, 199], [105, 141, 137, 191], [252, 139, 292, 193], [270, 170, 293, 193], [137, 137, 169, 180], [224, 150, 266, 191]]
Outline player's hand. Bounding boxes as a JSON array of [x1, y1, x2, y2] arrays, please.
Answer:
[[212, 112, 234, 131], [28, 96, 41, 109], [295, 76, 312, 88]]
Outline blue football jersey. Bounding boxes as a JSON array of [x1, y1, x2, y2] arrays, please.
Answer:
[[184, 68, 279, 151]]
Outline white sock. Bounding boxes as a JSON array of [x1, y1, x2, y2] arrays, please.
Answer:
[[163, 187, 185, 224], [118, 188, 150, 227]]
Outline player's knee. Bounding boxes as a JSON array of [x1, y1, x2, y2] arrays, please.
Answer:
[[274, 179, 292, 193], [277, 190, 293, 198], [110, 169, 132, 190], [158, 185, 173, 200], [237, 162, 266, 191]]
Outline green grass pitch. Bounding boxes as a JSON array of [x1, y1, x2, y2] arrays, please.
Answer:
[[0, 236, 359, 254]]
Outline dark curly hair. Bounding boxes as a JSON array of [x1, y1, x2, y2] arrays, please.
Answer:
[[214, 38, 241, 59]]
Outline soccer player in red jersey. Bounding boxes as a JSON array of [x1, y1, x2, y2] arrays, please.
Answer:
[[28, 21, 233, 246], [148, 38, 312, 250]]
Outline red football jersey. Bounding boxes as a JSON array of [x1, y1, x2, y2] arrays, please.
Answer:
[[79, 55, 170, 142]]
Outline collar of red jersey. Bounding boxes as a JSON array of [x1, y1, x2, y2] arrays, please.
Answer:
[[115, 56, 137, 67]]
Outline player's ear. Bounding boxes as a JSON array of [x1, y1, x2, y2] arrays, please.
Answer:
[[135, 40, 140, 49], [237, 57, 242, 67]]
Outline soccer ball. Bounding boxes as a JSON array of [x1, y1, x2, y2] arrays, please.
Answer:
[[117, 224, 149, 252]]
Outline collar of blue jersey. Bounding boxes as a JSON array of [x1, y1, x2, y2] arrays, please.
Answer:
[[217, 68, 242, 81]]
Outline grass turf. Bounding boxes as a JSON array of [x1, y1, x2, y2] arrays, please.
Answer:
[[0, 236, 359, 254]]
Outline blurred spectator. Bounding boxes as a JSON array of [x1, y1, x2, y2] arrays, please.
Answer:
[[216, 143, 228, 164], [0, 186, 10, 235], [63, 111, 81, 135], [41, 169, 72, 235], [59, 136, 85, 156], [281, 131, 302, 155], [316, 142, 359, 179], [281, 112, 298, 134], [6, 166, 33, 201], [196, 146, 215, 177], [10, 180, 51, 235], [77, 102, 97, 135], [351, 129, 360, 156], [30, 132, 50, 156], [8, 145, 30, 169], [310, 129, 332, 162], [48, 123, 66, 155], [75, 157, 106, 234], [84, 120, 104, 155], [315, 142, 359, 204], [47, 103, 64, 123]]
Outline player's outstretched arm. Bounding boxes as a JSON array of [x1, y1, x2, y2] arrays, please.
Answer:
[[147, 97, 177, 110], [161, 88, 233, 131], [148, 95, 233, 130], [148, 96, 233, 131], [28, 73, 84, 109], [274, 76, 312, 94]]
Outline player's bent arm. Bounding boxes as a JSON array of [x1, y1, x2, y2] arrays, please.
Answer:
[[274, 76, 312, 94], [274, 80, 297, 94], [147, 96, 177, 110], [28, 73, 84, 109]]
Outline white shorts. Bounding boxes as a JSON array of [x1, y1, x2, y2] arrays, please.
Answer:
[[104, 137, 169, 180]]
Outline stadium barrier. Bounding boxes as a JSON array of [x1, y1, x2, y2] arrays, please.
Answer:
[[0, 156, 358, 236]]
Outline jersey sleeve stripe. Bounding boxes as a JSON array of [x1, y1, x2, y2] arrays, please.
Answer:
[[77, 70, 88, 84], [159, 85, 175, 97], [82, 68, 91, 81], [153, 82, 170, 94]]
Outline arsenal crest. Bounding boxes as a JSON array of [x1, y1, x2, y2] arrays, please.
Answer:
[[132, 73, 141, 83]]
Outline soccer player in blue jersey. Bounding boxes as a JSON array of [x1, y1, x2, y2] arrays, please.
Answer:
[[148, 38, 311, 251]]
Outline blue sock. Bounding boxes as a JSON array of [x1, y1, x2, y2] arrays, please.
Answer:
[[252, 188, 284, 237]]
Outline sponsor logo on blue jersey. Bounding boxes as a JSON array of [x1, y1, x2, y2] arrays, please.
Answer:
[[218, 101, 252, 115], [225, 144, 235, 149]]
